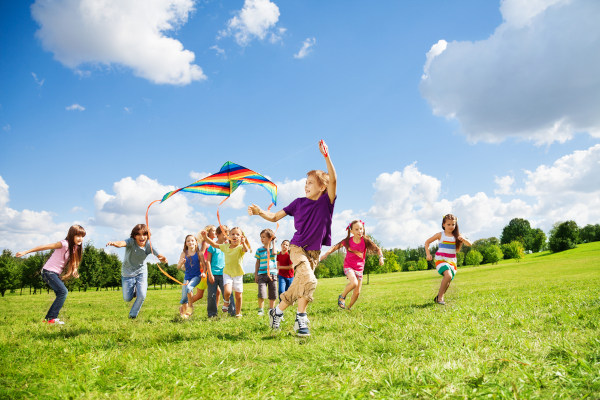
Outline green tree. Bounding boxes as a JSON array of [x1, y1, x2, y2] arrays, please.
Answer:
[[579, 224, 600, 243], [471, 237, 500, 254], [482, 245, 503, 264], [465, 250, 483, 266], [79, 243, 102, 291], [501, 241, 524, 260], [529, 228, 547, 252], [0, 250, 21, 297], [416, 258, 428, 271], [382, 251, 400, 273], [548, 221, 579, 253], [456, 252, 465, 267], [22, 252, 49, 294], [500, 218, 532, 248]]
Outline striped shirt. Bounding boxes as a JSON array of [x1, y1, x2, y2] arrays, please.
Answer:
[[255, 247, 277, 275]]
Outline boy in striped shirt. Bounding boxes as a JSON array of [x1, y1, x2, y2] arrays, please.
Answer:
[[254, 229, 277, 316]]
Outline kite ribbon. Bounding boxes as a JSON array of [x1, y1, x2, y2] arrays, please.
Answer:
[[145, 199, 183, 285]]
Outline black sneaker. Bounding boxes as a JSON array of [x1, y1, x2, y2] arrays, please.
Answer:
[[294, 313, 310, 337], [269, 308, 282, 330]]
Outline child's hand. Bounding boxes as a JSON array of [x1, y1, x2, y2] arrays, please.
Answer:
[[247, 204, 261, 216], [426, 254, 432, 261], [208, 274, 215, 284], [158, 255, 168, 264], [319, 254, 328, 262], [268, 273, 273, 281], [201, 230, 208, 238], [254, 274, 258, 283], [319, 140, 329, 158], [15, 251, 25, 258]]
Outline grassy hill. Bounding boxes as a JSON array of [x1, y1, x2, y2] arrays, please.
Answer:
[[1, 243, 599, 399]]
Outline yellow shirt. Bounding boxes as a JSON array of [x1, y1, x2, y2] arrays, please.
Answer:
[[219, 243, 245, 277]]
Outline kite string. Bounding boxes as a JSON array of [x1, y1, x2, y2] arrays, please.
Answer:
[[145, 199, 184, 285]]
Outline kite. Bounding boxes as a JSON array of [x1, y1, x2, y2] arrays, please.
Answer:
[[145, 162, 278, 285]]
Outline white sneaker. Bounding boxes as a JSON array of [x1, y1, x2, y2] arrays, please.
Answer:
[[46, 318, 65, 325], [257, 308, 264, 316], [294, 314, 310, 337]]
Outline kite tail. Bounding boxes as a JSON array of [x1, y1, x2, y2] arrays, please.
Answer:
[[145, 199, 184, 286], [265, 202, 279, 273], [216, 196, 230, 240]]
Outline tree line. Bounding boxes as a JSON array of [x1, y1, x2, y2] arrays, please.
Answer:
[[1, 219, 598, 296]]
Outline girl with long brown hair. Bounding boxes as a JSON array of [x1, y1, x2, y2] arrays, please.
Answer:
[[16, 224, 86, 324], [425, 214, 472, 305], [320, 220, 384, 310]]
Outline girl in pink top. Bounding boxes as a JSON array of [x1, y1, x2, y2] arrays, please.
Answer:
[[16, 225, 86, 324], [320, 220, 383, 310]]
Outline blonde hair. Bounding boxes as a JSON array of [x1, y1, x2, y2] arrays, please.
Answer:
[[307, 170, 329, 192]]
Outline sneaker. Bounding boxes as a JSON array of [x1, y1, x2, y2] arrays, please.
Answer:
[[45, 318, 65, 325], [235, 314, 243, 318], [257, 308, 264, 316], [269, 308, 282, 330], [294, 314, 310, 337]]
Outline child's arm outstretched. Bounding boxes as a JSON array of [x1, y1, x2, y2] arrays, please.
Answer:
[[15, 242, 63, 258], [320, 240, 345, 262], [424, 233, 442, 261], [106, 241, 127, 248], [247, 206, 287, 222], [200, 231, 220, 249], [319, 140, 337, 204]]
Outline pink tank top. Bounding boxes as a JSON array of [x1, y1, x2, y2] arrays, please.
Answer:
[[42, 240, 70, 274]]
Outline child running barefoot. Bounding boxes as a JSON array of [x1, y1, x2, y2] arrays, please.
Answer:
[[254, 229, 277, 316], [16, 225, 86, 324], [107, 224, 167, 319], [276, 240, 294, 302], [176, 235, 206, 318], [202, 227, 250, 318], [248, 140, 337, 337], [320, 220, 384, 310], [205, 225, 236, 317], [424, 214, 472, 305]]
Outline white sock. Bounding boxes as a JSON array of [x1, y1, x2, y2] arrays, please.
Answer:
[[275, 305, 284, 316]]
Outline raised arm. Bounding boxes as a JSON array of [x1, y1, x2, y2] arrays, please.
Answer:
[[200, 231, 220, 249], [424, 232, 441, 261], [319, 240, 344, 261], [458, 235, 472, 247], [247, 205, 287, 222], [106, 241, 127, 248], [15, 241, 63, 258], [319, 140, 337, 203]]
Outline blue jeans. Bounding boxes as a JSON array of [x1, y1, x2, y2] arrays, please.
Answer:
[[278, 275, 294, 301], [41, 270, 68, 320], [207, 275, 236, 317], [122, 272, 147, 318], [180, 276, 201, 304]]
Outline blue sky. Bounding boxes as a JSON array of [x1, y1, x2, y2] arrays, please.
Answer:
[[1, 0, 599, 271]]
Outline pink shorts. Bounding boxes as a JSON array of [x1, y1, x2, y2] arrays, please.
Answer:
[[344, 267, 363, 280]]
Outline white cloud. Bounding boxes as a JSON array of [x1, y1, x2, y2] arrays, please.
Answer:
[[210, 45, 226, 57], [220, 0, 282, 46], [420, 0, 600, 144], [31, 0, 206, 85], [0, 176, 75, 253], [294, 37, 316, 59], [31, 72, 45, 87], [66, 103, 85, 111], [364, 145, 600, 249], [494, 175, 515, 195]]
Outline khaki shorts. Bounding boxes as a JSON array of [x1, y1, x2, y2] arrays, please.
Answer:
[[280, 244, 320, 305]]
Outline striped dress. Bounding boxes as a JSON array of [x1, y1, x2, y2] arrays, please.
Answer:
[[435, 232, 458, 279]]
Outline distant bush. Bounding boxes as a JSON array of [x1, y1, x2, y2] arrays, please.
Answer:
[[502, 241, 524, 260], [465, 249, 483, 266], [549, 221, 579, 253]]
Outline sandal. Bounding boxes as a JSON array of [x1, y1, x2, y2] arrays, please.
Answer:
[[222, 301, 229, 313], [338, 295, 346, 309], [434, 296, 446, 305]]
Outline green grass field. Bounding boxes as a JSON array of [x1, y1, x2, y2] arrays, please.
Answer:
[[1, 243, 599, 399]]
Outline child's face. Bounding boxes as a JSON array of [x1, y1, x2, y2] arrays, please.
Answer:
[[186, 236, 197, 251], [305, 175, 326, 200], [207, 227, 216, 239], [443, 219, 456, 233], [281, 241, 289, 253], [229, 229, 241, 244], [135, 233, 148, 247], [217, 229, 229, 242], [74, 235, 85, 246], [260, 233, 271, 246], [350, 222, 364, 238]]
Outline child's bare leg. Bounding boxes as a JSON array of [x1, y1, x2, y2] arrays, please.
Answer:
[[437, 270, 452, 301], [347, 279, 363, 309], [297, 297, 309, 314], [258, 298, 265, 309], [342, 273, 358, 298], [222, 283, 232, 310], [269, 299, 275, 309], [191, 288, 204, 303], [234, 292, 243, 315]]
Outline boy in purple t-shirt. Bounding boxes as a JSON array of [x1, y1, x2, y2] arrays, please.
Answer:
[[248, 140, 337, 337]]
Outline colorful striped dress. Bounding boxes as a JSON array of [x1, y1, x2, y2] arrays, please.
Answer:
[[435, 232, 458, 279]]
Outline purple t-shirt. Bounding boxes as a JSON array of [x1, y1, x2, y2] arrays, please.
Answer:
[[283, 192, 336, 251]]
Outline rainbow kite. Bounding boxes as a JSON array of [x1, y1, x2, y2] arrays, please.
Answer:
[[160, 161, 277, 205]]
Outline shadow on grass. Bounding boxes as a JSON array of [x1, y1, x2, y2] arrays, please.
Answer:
[[35, 327, 94, 339]]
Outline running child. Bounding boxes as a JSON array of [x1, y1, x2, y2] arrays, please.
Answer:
[[202, 227, 250, 318], [424, 214, 472, 305], [254, 229, 277, 316], [189, 225, 215, 305], [248, 140, 336, 337], [107, 224, 167, 319], [320, 220, 384, 310], [16, 224, 86, 324], [176, 234, 207, 318], [205, 225, 236, 317], [276, 240, 294, 302]]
